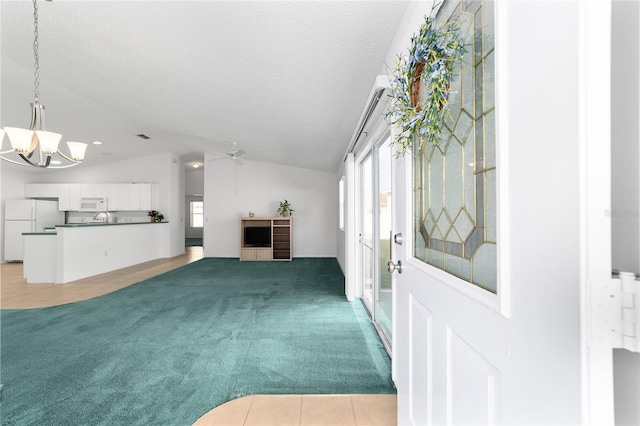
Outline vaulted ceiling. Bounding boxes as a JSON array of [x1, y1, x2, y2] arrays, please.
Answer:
[[1, 1, 409, 173]]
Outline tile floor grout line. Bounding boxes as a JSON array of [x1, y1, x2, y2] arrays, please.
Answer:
[[242, 395, 255, 426], [350, 395, 359, 426], [298, 394, 303, 426]]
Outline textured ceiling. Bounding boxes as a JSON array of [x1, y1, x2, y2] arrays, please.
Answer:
[[1, 1, 409, 173]]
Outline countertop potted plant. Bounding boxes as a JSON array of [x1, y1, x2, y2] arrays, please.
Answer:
[[148, 210, 160, 222]]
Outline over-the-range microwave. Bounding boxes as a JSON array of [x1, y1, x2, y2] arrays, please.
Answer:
[[79, 197, 107, 211]]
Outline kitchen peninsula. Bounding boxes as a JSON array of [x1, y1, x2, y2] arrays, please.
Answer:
[[23, 221, 169, 284]]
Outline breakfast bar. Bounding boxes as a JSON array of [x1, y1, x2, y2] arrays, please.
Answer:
[[23, 222, 170, 284]]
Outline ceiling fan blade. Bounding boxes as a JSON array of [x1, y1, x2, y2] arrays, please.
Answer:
[[234, 149, 246, 157]]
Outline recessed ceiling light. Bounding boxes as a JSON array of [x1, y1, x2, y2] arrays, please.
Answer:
[[50, 160, 62, 165], [192, 163, 200, 168], [92, 141, 103, 145]]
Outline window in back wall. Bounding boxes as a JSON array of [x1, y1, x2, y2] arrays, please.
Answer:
[[190, 201, 204, 228]]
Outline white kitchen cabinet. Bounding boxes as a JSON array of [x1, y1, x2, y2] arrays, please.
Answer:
[[25, 183, 70, 210], [25, 182, 157, 212], [69, 184, 81, 211], [118, 184, 131, 210], [137, 183, 152, 210], [94, 184, 107, 197], [57, 185, 71, 211], [25, 183, 64, 198], [126, 183, 152, 211], [80, 183, 106, 198], [80, 184, 94, 198], [129, 183, 141, 210], [107, 184, 119, 210], [25, 184, 43, 198]]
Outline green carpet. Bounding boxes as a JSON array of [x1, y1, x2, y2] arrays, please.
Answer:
[[0, 258, 394, 425], [185, 238, 202, 246]]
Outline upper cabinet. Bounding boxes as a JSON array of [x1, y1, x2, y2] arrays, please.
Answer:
[[25, 183, 70, 210], [25, 183, 158, 212]]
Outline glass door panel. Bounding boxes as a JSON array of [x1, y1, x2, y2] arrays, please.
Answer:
[[361, 153, 374, 310], [376, 138, 393, 342]]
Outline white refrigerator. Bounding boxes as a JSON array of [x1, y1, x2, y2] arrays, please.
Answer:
[[4, 199, 64, 261]]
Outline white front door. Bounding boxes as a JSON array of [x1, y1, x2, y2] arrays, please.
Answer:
[[392, 149, 507, 426], [391, 0, 594, 424]]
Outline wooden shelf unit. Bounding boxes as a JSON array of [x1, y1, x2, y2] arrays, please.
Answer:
[[240, 217, 292, 261]]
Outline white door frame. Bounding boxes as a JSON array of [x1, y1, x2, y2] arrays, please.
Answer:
[[579, 0, 615, 424]]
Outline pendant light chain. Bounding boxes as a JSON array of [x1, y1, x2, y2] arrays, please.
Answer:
[[33, 0, 40, 102]]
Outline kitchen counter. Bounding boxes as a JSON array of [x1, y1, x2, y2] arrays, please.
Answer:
[[57, 221, 167, 228], [22, 222, 171, 284]]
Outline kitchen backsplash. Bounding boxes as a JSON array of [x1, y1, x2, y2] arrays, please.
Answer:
[[66, 211, 150, 224]]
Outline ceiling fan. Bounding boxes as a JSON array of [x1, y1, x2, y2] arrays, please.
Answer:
[[208, 142, 247, 194], [209, 142, 246, 163]]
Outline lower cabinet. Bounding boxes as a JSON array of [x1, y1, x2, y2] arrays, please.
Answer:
[[240, 248, 273, 261]]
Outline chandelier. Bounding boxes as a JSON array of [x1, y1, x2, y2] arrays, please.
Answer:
[[0, 0, 87, 168]]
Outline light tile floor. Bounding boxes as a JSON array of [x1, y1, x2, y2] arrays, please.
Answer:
[[0, 247, 397, 425], [193, 394, 397, 426]]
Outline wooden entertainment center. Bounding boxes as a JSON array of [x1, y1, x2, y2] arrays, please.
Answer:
[[240, 217, 292, 261]]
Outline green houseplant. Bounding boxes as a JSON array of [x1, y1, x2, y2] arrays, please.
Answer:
[[277, 200, 294, 217], [148, 210, 160, 222], [156, 213, 164, 222]]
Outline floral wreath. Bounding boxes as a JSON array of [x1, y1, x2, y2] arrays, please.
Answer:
[[386, 5, 466, 155]]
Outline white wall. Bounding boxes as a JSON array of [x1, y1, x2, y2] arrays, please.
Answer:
[[0, 152, 185, 259], [185, 169, 204, 195], [204, 155, 337, 258]]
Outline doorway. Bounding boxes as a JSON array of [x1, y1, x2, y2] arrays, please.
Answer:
[[185, 157, 205, 247], [185, 197, 203, 246]]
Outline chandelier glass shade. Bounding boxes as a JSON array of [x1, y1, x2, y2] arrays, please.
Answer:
[[0, 0, 88, 169]]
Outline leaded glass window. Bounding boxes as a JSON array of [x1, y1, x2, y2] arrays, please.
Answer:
[[414, 0, 496, 292]]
